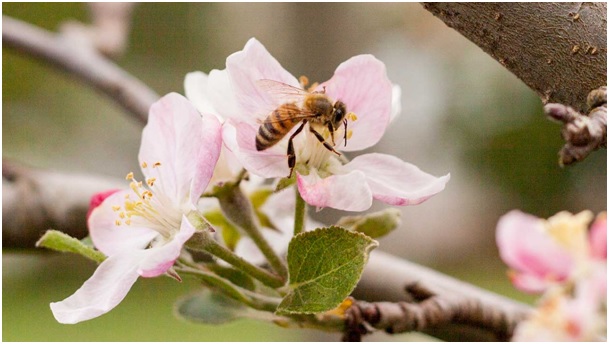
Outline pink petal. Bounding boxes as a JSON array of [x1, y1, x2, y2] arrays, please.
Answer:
[[510, 271, 554, 294], [223, 120, 290, 178], [139, 93, 222, 205], [50, 249, 145, 324], [589, 214, 607, 259], [496, 210, 574, 291], [297, 169, 373, 211], [88, 190, 159, 257], [322, 55, 393, 151], [138, 215, 196, 277], [86, 189, 121, 220], [344, 153, 450, 206], [225, 38, 300, 124]]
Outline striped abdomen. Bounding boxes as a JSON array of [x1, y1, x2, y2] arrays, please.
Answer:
[[256, 103, 303, 151]]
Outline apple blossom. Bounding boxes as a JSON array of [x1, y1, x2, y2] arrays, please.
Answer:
[[496, 210, 606, 294], [50, 93, 222, 324], [203, 38, 449, 211]]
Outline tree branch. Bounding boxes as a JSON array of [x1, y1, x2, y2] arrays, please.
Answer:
[[422, 3, 607, 165], [422, 3, 607, 113], [2, 15, 158, 124]]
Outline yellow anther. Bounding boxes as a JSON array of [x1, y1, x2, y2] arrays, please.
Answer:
[[115, 220, 121, 226], [125, 172, 134, 180], [347, 112, 358, 121], [118, 212, 126, 219], [153, 162, 161, 168], [146, 178, 156, 187], [125, 219, 132, 226], [137, 181, 143, 188], [299, 75, 309, 88], [141, 161, 148, 168], [124, 194, 130, 199], [112, 205, 121, 212], [346, 130, 354, 140]]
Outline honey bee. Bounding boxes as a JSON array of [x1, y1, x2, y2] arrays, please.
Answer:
[[255, 79, 349, 177]]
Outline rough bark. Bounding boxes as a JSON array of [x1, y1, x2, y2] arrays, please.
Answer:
[[423, 3, 607, 113]]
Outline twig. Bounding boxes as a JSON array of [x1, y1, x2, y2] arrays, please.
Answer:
[[344, 283, 525, 341], [352, 251, 531, 341], [2, 160, 124, 249], [2, 15, 158, 124], [545, 86, 607, 166]]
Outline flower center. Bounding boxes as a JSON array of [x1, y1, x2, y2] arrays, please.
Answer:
[[111, 161, 183, 239]]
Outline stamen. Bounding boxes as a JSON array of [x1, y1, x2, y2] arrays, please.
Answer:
[[347, 112, 358, 121], [147, 178, 156, 187], [141, 161, 148, 168], [125, 219, 132, 226], [299, 75, 309, 88], [125, 172, 134, 180], [115, 220, 121, 226], [118, 212, 126, 219], [112, 205, 121, 212], [153, 162, 161, 168]]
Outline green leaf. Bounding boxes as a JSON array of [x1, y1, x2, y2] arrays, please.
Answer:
[[336, 208, 401, 238], [36, 230, 106, 263], [276, 226, 378, 315], [175, 290, 246, 324], [204, 209, 242, 251]]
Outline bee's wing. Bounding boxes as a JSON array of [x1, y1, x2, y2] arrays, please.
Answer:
[[256, 79, 308, 104], [255, 104, 318, 125]]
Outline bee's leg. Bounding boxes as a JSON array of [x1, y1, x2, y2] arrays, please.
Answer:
[[343, 119, 348, 147], [327, 123, 336, 146], [287, 121, 307, 178], [309, 126, 340, 156]]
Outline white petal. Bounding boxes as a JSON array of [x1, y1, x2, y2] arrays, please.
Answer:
[[345, 153, 449, 206], [50, 250, 145, 324], [184, 71, 218, 117]]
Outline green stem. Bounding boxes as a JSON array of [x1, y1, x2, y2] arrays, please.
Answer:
[[175, 265, 281, 312], [217, 185, 288, 280], [293, 187, 307, 236], [186, 231, 285, 289]]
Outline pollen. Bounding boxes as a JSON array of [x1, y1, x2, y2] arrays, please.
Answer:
[[115, 219, 122, 226], [118, 212, 126, 219], [125, 172, 134, 180], [112, 205, 121, 212], [153, 162, 162, 168], [146, 178, 156, 187], [141, 161, 148, 168], [347, 112, 358, 121], [346, 130, 354, 140]]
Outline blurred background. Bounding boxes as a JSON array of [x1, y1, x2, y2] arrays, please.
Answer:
[[3, 3, 606, 341]]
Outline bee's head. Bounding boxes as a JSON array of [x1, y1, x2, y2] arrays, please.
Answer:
[[332, 101, 347, 127]]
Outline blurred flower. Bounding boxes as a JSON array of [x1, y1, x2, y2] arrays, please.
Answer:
[[50, 93, 222, 324], [496, 210, 605, 293], [512, 269, 607, 342], [203, 38, 449, 211], [497, 210, 607, 341]]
